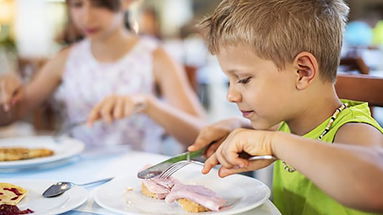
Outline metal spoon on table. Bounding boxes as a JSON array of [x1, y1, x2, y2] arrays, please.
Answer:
[[42, 177, 114, 198]]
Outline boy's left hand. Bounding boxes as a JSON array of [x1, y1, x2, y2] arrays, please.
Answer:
[[202, 128, 276, 177]]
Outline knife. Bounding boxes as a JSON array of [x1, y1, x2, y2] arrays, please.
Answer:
[[137, 148, 205, 179]]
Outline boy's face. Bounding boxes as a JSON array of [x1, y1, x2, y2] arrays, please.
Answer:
[[217, 45, 299, 130]]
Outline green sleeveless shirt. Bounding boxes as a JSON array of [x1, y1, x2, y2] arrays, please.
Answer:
[[273, 100, 383, 215]]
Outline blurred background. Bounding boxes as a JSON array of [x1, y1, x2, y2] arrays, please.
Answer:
[[0, 0, 383, 186], [0, 0, 239, 134]]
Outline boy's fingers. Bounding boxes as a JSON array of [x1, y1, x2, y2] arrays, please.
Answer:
[[219, 160, 274, 177], [215, 148, 234, 169], [189, 130, 219, 151], [205, 142, 220, 157], [225, 147, 250, 168], [189, 133, 211, 151], [218, 166, 248, 177], [202, 153, 219, 174]]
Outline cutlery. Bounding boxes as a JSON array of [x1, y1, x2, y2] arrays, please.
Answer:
[[42, 177, 113, 198], [137, 148, 205, 179], [158, 155, 276, 179]]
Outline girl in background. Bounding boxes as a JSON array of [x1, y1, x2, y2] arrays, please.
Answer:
[[0, 0, 205, 153]]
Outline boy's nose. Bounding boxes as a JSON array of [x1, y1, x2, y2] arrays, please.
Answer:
[[227, 86, 242, 103]]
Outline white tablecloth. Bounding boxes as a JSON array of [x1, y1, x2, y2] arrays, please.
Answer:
[[1, 146, 281, 215]]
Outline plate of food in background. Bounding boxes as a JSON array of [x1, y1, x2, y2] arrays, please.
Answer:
[[0, 136, 84, 170], [94, 163, 271, 215]]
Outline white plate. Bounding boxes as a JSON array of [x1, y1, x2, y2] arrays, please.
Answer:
[[0, 179, 88, 215], [0, 136, 84, 170], [94, 164, 270, 215]]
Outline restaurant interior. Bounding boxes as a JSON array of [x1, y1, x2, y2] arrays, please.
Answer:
[[0, 0, 382, 214]]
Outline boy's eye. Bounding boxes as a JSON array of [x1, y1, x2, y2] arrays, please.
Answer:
[[237, 77, 252, 84]]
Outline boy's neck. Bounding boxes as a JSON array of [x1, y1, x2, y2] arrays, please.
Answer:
[[286, 85, 342, 136]]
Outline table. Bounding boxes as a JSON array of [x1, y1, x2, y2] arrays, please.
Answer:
[[0, 145, 281, 215]]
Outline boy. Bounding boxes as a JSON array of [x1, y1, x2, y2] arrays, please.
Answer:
[[188, 0, 383, 214]]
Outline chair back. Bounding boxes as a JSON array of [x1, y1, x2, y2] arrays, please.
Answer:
[[335, 74, 383, 107]]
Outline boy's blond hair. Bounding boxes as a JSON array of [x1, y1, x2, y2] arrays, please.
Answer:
[[200, 0, 349, 82]]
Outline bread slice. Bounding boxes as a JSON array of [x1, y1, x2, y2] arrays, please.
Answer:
[[141, 183, 161, 199], [177, 198, 210, 213], [0, 183, 27, 205], [141, 183, 210, 212]]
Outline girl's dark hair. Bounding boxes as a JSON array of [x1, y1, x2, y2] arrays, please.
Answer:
[[57, 0, 131, 45]]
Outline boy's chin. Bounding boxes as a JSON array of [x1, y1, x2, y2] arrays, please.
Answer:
[[250, 120, 274, 130]]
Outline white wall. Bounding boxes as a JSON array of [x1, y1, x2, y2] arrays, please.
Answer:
[[15, 0, 64, 58]]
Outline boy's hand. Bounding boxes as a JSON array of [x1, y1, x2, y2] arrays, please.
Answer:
[[202, 128, 276, 177], [188, 118, 245, 157], [87, 95, 148, 127], [0, 74, 24, 112]]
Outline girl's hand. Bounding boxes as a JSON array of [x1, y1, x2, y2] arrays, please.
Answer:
[[188, 118, 245, 157], [87, 95, 150, 127], [0, 74, 24, 112], [202, 128, 276, 177]]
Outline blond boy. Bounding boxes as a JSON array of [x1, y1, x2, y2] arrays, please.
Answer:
[[189, 0, 383, 214]]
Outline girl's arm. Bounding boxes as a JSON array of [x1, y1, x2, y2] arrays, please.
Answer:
[[147, 47, 206, 145], [0, 48, 70, 125]]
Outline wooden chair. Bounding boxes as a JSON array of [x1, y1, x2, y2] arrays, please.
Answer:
[[339, 56, 370, 75], [335, 74, 383, 113]]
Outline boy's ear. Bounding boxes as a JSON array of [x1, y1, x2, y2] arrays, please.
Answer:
[[293, 52, 319, 90]]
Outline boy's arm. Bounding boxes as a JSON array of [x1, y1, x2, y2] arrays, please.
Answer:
[[203, 127, 383, 213], [334, 122, 383, 147], [189, 119, 280, 157], [271, 130, 383, 213]]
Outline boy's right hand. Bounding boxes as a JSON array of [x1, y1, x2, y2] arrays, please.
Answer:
[[188, 118, 245, 157], [0, 74, 23, 112]]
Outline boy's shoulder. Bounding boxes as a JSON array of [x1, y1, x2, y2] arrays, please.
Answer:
[[278, 100, 383, 143], [337, 100, 379, 126], [333, 100, 383, 146]]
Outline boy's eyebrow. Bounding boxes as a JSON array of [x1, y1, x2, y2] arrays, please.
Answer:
[[226, 69, 237, 75], [227, 69, 254, 77]]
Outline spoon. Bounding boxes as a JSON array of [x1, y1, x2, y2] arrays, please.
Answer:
[[42, 177, 114, 198]]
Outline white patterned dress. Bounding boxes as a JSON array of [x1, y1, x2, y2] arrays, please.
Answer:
[[53, 38, 165, 153]]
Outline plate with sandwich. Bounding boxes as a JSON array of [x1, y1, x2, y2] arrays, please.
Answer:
[[94, 163, 271, 214]]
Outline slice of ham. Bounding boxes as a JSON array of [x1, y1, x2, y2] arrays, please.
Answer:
[[165, 183, 226, 211], [142, 177, 178, 199]]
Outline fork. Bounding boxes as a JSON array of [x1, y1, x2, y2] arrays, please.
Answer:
[[158, 155, 276, 179]]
